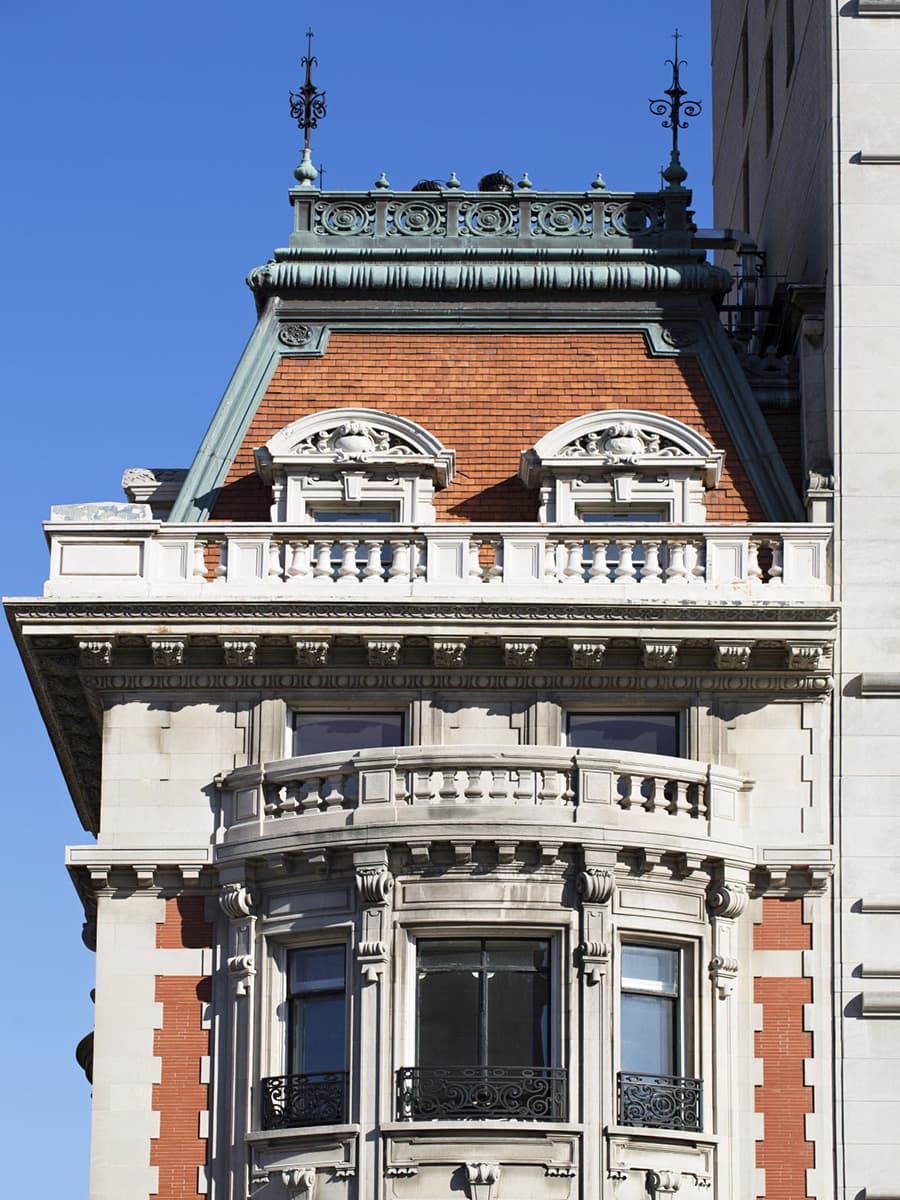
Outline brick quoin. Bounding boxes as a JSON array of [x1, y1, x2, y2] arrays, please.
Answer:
[[157, 896, 214, 950], [754, 899, 814, 1200], [210, 331, 768, 523], [151, 976, 211, 1200]]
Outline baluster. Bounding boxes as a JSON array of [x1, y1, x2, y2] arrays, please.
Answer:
[[671, 779, 690, 816], [394, 770, 410, 805], [439, 770, 459, 802], [362, 538, 383, 583], [467, 537, 484, 583], [267, 539, 283, 582], [767, 537, 784, 585], [299, 777, 323, 812], [286, 539, 311, 584], [192, 538, 208, 582], [489, 769, 510, 801], [485, 537, 503, 584], [539, 770, 563, 804], [561, 771, 575, 805], [263, 788, 279, 816], [666, 539, 688, 586], [563, 539, 584, 583], [544, 538, 561, 583], [513, 770, 533, 803], [322, 774, 346, 810], [642, 540, 662, 586], [614, 539, 637, 585], [337, 539, 360, 583], [313, 540, 334, 583], [278, 784, 299, 815], [747, 539, 763, 585], [618, 773, 641, 809], [587, 538, 610, 584], [388, 539, 411, 584], [412, 537, 427, 582], [464, 769, 484, 801], [413, 770, 433, 805]]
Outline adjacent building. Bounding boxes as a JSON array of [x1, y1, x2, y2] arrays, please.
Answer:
[[6, 41, 847, 1200], [712, 2, 900, 1195]]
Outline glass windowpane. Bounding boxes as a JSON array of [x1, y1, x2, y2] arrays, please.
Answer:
[[621, 945, 678, 995], [418, 969, 480, 1066], [487, 968, 549, 1066], [289, 993, 346, 1075], [567, 713, 678, 757], [621, 993, 675, 1075], [294, 713, 404, 756], [289, 946, 345, 994]]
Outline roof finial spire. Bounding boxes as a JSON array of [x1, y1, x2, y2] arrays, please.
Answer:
[[290, 29, 327, 188], [649, 29, 701, 190]]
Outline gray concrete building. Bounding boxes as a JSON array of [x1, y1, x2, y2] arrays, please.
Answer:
[[711, 1, 900, 1196]]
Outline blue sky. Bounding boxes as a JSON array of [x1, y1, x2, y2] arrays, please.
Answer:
[[0, 2, 712, 1190]]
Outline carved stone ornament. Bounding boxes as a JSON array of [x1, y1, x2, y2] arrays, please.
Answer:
[[282, 1168, 316, 1199], [219, 882, 255, 919], [227, 954, 256, 996], [78, 639, 113, 667], [715, 642, 752, 671], [151, 638, 185, 667], [558, 421, 684, 464], [432, 638, 469, 667], [786, 642, 825, 672], [277, 322, 313, 348], [708, 954, 740, 1000], [293, 637, 331, 667], [367, 639, 401, 667], [466, 1163, 501, 1200], [385, 1166, 419, 1179], [355, 865, 394, 905], [576, 867, 615, 905], [220, 638, 257, 666], [647, 1169, 681, 1195], [569, 640, 607, 668], [642, 641, 680, 669], [503, 640, 539, 668], [660, 324, 697, 349], [292, 419, 417, 462], [707, 882, 749, 920]]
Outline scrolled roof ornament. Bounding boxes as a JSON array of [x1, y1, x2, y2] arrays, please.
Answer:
[[559, 421, 683, 465]]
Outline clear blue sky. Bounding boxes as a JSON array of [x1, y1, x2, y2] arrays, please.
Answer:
[[0, 2, 712, 1191]]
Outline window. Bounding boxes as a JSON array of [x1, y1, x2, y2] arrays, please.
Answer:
[[262, 945, 348, 1129], [617, 943, 701, 1131], [567, 713, 679, 758], [293, 713, 404, 757], [397, 938, 566, 1121]]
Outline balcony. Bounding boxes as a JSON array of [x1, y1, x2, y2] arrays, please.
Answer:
[[617, 1071, 702, 1132], [219, 744, 745, 841], [396, 1066, 567, 1122], [261, 1071, 348, 1130], [44, 519, 831, 602]]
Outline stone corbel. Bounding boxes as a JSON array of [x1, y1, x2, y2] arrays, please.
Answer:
[[569, 639, 607, 668], [647, 1169, 681, 1196], [78, 639, 114, 667], [707, 878, 748, 999], [714, 641, 752, 671], [282, 1168, 316, 1200], [220, 883, 256, 995], [293, 637, 331, 667], [465, 1163, 501, 1200], [503, 640, 539, 668], [432, 638, 469, 667], [577, 863, 616, 983], [220, 637, 258, 666], [367, 639, 401, 667], [642, 641, 680, 669], [784, 642, 827, 672], [150, 638, 186, 667], [355, 854, 394, 983]]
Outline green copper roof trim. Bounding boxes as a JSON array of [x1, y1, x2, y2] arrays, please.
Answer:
[[171, 307, 803, 526], [169, 305, 282, 523]]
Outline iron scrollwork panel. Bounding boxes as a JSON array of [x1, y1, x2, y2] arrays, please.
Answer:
[[261, 1071, 348, 1129], [617, 1071, 702, 1131], [396, 1065, 567, 1121]]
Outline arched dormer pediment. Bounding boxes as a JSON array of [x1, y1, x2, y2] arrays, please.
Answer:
[[519, 410, 725, 523], [254, 408, 455, 522]]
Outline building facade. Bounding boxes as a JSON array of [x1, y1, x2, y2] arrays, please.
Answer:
[[8, 125, 837, 1200], [711, 2, 900, 1196]]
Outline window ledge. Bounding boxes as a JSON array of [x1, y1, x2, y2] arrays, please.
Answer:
[[247, 1122, 360, 1144], [605, 1124, 718, 1145]]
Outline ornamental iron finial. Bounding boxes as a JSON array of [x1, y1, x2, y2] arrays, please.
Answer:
[[290, 29, 327, 188], [649, 30, 702, 190]]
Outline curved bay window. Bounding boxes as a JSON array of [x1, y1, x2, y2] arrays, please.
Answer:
[[617, 943, 701, 1132], [262, 945, 348, 1130], [398, 938, 566, 1121]]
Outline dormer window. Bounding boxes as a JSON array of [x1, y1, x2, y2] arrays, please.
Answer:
[[254, 408, 455, 523], [519, 410, 724, 524]]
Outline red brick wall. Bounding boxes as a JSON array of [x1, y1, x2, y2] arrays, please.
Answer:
[[152, 897, 213, 1200], [753, 899, 814, 1200], [210, 332, 765, 523]]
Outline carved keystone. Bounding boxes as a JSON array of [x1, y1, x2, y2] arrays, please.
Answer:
[[647, 1169, 681, 1195], [466, 1163, 501, 1200], [282, 1168, 316, 1199]]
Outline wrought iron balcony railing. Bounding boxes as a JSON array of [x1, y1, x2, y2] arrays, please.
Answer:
[[397, 1065, 567, 1122], [261, 1071, 347, 1130], [617, 1071, 702, 1132]]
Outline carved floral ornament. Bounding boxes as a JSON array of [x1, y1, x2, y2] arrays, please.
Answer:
[[519, 409, 724, 490], [255, 407, 455, 488]]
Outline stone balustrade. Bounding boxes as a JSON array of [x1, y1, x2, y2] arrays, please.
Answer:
[[219, 745, 746, 840], [44, 520, 832, 600]]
